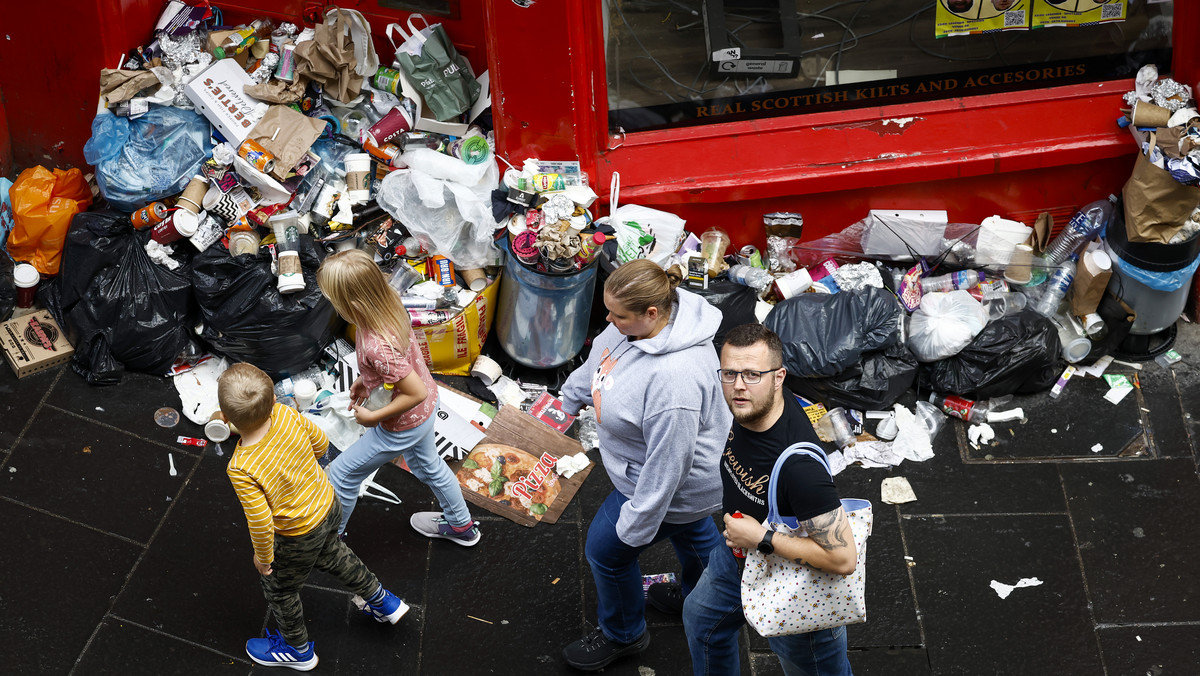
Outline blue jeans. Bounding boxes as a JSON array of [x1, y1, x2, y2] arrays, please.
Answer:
[[683, 543, 853, 676], [585, 490, 724, 644], [326, 401, 471, 534]]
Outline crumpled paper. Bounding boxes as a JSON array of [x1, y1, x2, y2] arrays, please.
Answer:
[[99, 69, 161, 104], [144, 240, 181, 270], [246, 77, 308, 104], [534, 225, 581, 260], [555, 452, 591, 479], [880, 476, 917, 504], [294, 9, 371, 103]]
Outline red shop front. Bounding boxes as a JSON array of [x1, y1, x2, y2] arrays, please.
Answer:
[[2, 1, 1195, 247]]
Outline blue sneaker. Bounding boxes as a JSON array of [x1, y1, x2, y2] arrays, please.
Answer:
[[353, 589, 410, 624], [245, 629, 318, 671]]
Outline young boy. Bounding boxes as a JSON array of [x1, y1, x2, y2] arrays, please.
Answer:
[[220, 363, 408, 671]]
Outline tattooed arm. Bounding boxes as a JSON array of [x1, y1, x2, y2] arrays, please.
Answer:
[[722, 505, 857, 575]]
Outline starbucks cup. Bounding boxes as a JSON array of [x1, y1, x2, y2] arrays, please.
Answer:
[[277, 251, 305, 293], [271, 211, 305, 293], [13, 263, 40, 309], [344, 153, 371, 204], [151, 209, 199, 245]]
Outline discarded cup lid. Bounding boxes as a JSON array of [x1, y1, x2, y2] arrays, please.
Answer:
[[154, 407, 180, 428]]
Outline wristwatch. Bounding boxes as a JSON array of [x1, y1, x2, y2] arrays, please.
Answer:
[[756, 529, 775, 555]]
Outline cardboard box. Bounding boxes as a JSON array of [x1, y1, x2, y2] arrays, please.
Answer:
[[1, 311, 74, 378], [184, 59, 261, 144]]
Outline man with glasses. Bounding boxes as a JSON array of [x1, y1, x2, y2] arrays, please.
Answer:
[[679, 323, 857, 676]]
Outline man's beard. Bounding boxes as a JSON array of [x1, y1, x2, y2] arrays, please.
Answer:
[[731, 390, 778, 427]]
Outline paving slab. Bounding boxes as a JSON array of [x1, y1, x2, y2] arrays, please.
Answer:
[[962, 374, 1147, 461], [45, 367, 205, 449], [2, 406, 198, 543], [75, 618, 250, 675], [422, 516, 586, 674], [0, 365, 60, 452], [110, 452, 265, 655], [1061, 459, 1200, 624], [903, 514, 1102, 675], [1096, 624, 1200, 676], [894, 424, 1066, 516], [0, 499, 142, 675], [830, 468, 923, 648], [1139, 365, 1193, 458]]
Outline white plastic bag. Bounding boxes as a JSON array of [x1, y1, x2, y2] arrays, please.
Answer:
[[376, 147, 500, 269], [906, 290, 989, 362], [593, 172, 686, 267]]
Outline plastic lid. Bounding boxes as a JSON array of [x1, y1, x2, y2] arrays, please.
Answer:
[[277, 273, 306, 294], [172, 209, 199, 237], [1088, 249, 1112, 270], [213, 47, 227, 59], [13, 263, 39, 288]]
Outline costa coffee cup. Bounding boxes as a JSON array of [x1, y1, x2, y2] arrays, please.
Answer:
[[13, 263, 40, 309], [364, 105, 414, 147], [151, 209, 199, 245]]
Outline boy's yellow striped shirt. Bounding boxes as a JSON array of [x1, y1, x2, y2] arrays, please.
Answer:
[[227, 403, 333, 564]]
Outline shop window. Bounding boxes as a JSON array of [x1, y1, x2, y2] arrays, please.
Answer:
[[605, 0, 1173, 133]]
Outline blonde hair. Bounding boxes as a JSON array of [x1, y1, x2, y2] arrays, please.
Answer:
[[217, 363, 276, 431], [605, 259, 681, 319], [317, 249, 412, 352]]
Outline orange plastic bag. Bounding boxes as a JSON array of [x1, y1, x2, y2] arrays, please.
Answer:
[[7, 166, 93, 275]]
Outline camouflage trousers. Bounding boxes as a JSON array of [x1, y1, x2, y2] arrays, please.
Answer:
[[262, 500, 380, 647]]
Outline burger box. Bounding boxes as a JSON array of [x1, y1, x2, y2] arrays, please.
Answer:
[[184, 58, 261, 144], [391, 381, 594, 527], [1, 311, 75, 378]]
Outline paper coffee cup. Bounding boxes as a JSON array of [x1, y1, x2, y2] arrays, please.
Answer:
[[460, 268, 488, 291], [1004, 244, 1034, 285], [205, 411, 231, 443], [1131, 100, 1172, 128], [178, 175, 208, 215], [344, 153, 371, 204], [772, 268, 812, 300], [13, 263, 40, 309], [277, 251, 305, 294], [152, 210, 198, 244], [470, 354, 503, 386], [293, 379, 318, 410]]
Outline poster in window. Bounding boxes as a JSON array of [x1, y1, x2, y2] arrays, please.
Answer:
[[935, 0, 1031, 39], [1032, 0, 1127, 28]]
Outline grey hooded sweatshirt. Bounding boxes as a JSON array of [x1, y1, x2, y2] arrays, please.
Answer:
[[561, 288, 732, 547]]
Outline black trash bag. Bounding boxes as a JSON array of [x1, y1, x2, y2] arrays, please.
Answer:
[[39, 210, 197, 385], [0, 252, 14, 322], [694, 278, 760, 349], [917, 309, 1062, 399], [192, 235, 339, 379], [764, 286, 902, 377], [787, 340, 918, 411]]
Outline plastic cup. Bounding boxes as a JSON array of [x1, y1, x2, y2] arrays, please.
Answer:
[[1004, 244, 1034, 285], [293, 379, 318, 410], [824, 407, 857, 449], [228, 229, 261, 257], [13, 263, 39, 309], [913, 400, 946, 441], [699, 228, 730, 275], [204, 411, 231, 443]]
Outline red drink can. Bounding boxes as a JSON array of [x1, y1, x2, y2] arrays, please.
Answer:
[[131, 202, 168, 229], [238, 138, 276, 173]]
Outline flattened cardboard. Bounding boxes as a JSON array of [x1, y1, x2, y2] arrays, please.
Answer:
[[1, 311, 74, 377]]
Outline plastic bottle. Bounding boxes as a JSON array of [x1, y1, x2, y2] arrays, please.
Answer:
[[727, 264, 773, 292], [1042, 195, 1117, 266], [214, 19, 272, 59], [921, 270, 985, 294], [1032, 255, 1077, 317], [395, 236, 427, 258], [575, 231, 606, 267], [982, 291, 1027, 320], [364, 383, 394, 410], [929, 393, 994, 423]]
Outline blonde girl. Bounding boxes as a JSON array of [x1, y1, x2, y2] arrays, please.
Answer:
[[317, 250, 479, 546]]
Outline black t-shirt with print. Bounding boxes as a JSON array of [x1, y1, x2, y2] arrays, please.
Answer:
[[720, 390, 841, 524]]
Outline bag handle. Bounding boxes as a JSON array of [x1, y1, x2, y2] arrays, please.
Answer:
[[765, 442, 833, 526], [386, 22, 411, 51], [407, 13, 431, 44], [609, 171, 620, 220]]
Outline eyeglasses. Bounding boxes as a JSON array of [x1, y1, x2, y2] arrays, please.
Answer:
[[717, 368, 781, 385]]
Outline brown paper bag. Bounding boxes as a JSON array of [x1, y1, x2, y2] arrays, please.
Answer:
[[1027, 212, 1052, 253], [294, 10, 362, 104], [248, 106, 326, 181], [98, 69, 161, 104], [1122, 144, 1200, 244], [1070, 254, 1112, 317]]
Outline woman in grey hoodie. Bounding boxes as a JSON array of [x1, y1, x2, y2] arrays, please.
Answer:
[[559, 259, 732, 671]]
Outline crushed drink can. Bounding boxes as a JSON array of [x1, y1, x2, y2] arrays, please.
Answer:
[[737, 244, 763, 269], [176, 435, 208, 447], [131, 201, 168, 229], [238, 138, 276, 173]]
